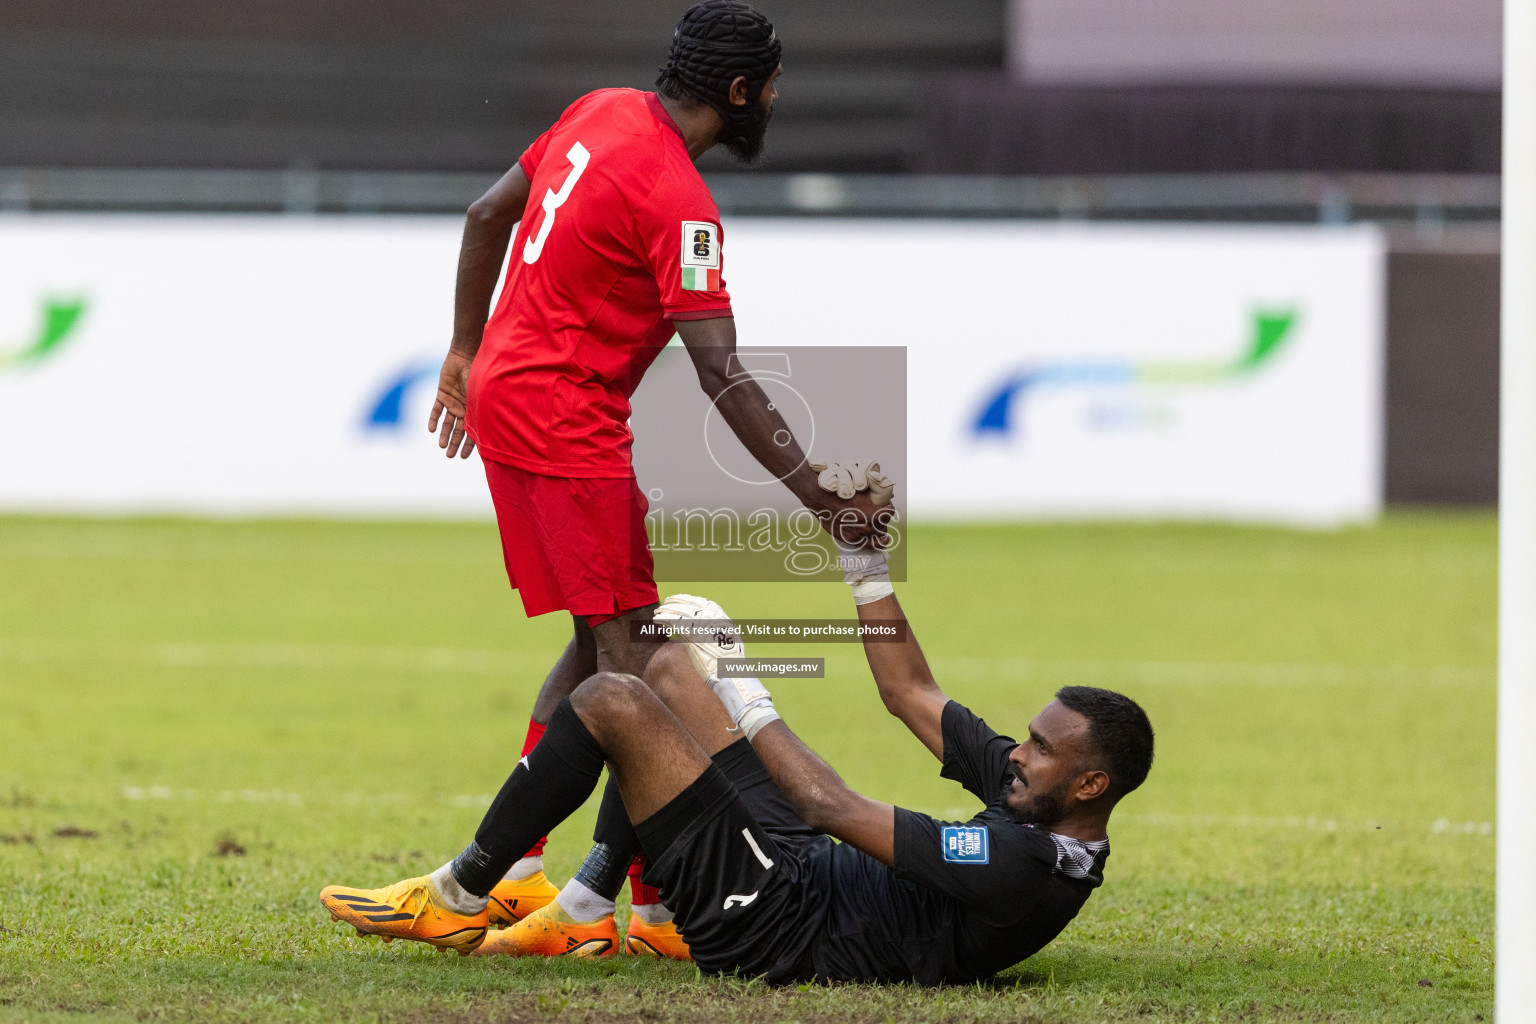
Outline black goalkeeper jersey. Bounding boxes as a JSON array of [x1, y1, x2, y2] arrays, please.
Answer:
[[797, 701, 1107, 985]]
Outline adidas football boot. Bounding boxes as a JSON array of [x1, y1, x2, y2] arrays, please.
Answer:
[[486, 869, 560, 927], [319, 875, 487, 954], [471, 901, 619, 958], [623, 914, 692, 960]]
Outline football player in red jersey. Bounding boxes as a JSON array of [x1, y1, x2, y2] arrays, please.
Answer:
[[330, 2, 889, 959]]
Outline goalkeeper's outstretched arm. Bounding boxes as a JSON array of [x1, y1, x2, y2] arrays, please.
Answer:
[[825, 477, 948, 760], [855, 593, 949, 762]]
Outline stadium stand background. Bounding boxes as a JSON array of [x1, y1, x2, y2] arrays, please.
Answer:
[[0, 0, 1502, 502], [0, 0, 1006, 174]]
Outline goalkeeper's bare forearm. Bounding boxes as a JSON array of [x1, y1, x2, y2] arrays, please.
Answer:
[[748, 717, 898, 866], [855, 593, 949, 761]]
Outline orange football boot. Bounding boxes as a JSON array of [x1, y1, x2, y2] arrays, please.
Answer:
[[471, 901, 619, 957], [486, 870, 560, 927], [623, 914, 692, 960], [319, 875, 487, 954]]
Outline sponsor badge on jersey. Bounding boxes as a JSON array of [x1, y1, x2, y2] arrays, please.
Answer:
[[681, 221, 721, 291], [941, 825, 989, 864]]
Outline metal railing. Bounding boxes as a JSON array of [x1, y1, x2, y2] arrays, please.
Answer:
[[0, 166, 1501, 226]]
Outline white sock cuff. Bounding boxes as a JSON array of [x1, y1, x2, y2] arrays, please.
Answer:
[[505, 856, 543, 880], [429, 862, 489, 915], [631, 901, 674, 925], [555, 878, 617, 923]]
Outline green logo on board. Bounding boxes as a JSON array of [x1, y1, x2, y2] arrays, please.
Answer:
[[0, 298, 88, 369]]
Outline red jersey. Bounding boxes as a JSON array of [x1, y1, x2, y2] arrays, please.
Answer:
[[467, 88, 733, 478]]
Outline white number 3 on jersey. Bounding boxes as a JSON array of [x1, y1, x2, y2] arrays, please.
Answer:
[[522, 142, 591, 265]]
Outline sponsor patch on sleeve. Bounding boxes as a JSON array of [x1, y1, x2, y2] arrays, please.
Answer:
[[941, 825, 989, 864], [680, 221, 721, 291]]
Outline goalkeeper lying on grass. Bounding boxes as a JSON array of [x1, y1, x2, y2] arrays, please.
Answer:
[[319, 553, 1155, 984]]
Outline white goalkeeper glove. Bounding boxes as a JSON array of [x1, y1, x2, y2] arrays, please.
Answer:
[[809, 459, 894, 506], [653, 594, 779, 739], [812, 459, 896, 604], [653, 593, 742, 682]]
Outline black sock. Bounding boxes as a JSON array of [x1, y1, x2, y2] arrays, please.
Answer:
[[572, 776, 642, 900], [450, 698, 606, 897]]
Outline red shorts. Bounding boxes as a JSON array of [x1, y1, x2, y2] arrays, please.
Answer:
[[482, 457, 658, 625]]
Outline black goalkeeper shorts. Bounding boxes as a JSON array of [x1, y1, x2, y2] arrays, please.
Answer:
[[634, 739, 829, 982]]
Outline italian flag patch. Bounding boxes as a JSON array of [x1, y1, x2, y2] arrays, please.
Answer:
[[680, 221, 721, 291]]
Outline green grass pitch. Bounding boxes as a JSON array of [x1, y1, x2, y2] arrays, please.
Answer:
[[0, 513, 1494, 1022]]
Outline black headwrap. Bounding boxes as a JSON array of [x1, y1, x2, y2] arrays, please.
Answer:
[[656, 1, 781, 152]]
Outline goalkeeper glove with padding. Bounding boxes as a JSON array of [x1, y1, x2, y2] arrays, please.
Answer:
[[812, 459, 897, 604], [809, 459, 894, 506], [653, 593, 741, 682]]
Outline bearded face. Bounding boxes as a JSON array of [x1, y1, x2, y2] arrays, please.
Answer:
[[999, 761, 1075, 828], [722, 89, 773, 164]]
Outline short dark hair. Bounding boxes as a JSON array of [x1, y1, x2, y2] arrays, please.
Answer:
[[1054, 686, 1155, 799]]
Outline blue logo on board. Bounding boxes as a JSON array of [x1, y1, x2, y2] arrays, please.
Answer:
[[362, 361, 437, 430], [941, 825, 989, 864]]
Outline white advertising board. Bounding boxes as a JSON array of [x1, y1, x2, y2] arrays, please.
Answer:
[[0, 216, 1382, 524], [0, 217, 493, 518], [726, 221, 1385, 525]]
